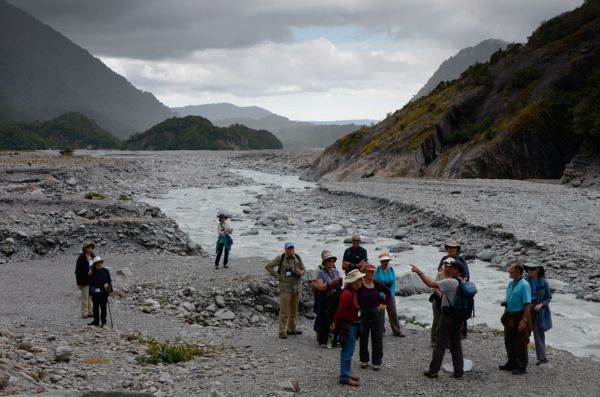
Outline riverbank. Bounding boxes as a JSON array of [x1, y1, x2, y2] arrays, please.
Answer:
[[1, 149, 600, 396]]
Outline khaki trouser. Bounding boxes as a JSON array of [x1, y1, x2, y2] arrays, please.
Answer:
[[383, 297, 403, 336], [279, 291, 300, 335], [80, 286, 93, 317]]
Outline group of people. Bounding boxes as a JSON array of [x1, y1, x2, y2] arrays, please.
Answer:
[[264, 237, 553, 386], [74, 241, 113, 327]]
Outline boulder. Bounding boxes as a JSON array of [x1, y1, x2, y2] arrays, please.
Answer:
[[393, 229, 410, 239], [389, 241, 413, 253], [240, 229, 259, 236], [547, 278, 568, 293], [215, 296, 226, 308], [117, 268, 133, 277], [214, 309, 236, 320], [54, 346, 73, 361], [395, 273, 432, 297], [260, 294, 280, 310], [477, 251, 496, 261], [5, 238, 15, 244]]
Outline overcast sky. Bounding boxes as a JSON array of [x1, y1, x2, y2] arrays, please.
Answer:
[[8, 0, 584, 121]]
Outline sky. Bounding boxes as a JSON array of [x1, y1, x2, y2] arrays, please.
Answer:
[[8, 0, 584, 121]]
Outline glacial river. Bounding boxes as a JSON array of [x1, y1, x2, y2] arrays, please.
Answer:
[[142, 169, 600, 359]]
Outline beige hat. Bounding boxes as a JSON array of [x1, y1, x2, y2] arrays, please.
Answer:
[[92, 256, 104, 266], [82, 241, 95, 251], [322, 252, 337, 264], [378, 255, 391, 261], [344, 269, 366, 285], [444, 239, 461, 253]]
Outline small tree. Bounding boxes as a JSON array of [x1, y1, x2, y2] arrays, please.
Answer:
[[59, 146, 74, 156]]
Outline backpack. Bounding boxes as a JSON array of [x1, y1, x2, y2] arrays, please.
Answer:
[[442, 277, 477, 321], [326, 287, 357, 323]]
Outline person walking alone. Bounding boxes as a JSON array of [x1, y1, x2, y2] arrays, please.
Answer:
[[215, 213, 233, 269]]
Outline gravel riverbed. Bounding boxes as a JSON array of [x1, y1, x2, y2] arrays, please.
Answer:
[[1, 150, 600, 397]]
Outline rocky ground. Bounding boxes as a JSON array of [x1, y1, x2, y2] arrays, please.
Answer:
[[1, 149, 600, 396]]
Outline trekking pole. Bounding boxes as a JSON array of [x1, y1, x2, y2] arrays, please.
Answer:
[[107, 297, 114, 328]]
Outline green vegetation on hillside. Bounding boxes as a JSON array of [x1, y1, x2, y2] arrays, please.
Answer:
[[0, 112, 122, 151], [125, 116, 282, 151]]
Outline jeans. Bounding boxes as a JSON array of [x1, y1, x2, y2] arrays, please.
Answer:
[[91, 293, 108, 325], [531, 311, 547, 360], [360, 307, 384, 365], [215, 242, 228, 266], [339, 325, 358, 382], [430, 314, 464, 376], [279, 291, 300, 334]]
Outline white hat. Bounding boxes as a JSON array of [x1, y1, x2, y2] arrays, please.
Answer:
[[92, 256, 104, 266], [344, 269, 366, 285]]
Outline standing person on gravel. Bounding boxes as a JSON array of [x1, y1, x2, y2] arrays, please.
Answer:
[[358, 265, 391, 371], [314, 252, 343, 348], [342, 234, 368, 275], [215, 213, 233, 269], [265, 242, 305, 339], [88, 257, 112, 328], [438, 240, 470, 339], [374, 252, 405, 337], [312, 250, 332, 341], [331, 269, 365, 387], [524, 260, 552, 366], [75, 241, 95, 319], [411, 260, 466, 379], [500, 262, 532, 375]]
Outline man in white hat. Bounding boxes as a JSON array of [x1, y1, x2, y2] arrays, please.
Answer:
[[265, 242, 306, 339]]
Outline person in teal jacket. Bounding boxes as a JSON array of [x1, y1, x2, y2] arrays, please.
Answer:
[[374, 252, 404, 337], [215, 213, 232, 269], [524, 260, 553, 365]]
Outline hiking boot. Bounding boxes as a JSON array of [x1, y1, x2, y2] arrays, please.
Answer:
[[350, 375, 360, 381], [287, 330, 302, 335], [395, 331, 406, 337], [360, 362, 368, 369], [423, 370, 438, 378], [452, 373, 464, 379], [512, 368, 527, 375], [87, 322, 99, 326], [340, 379, 359, 387], [499, 364, 515, 371], [278, 334, 287, 339], [536, 359, 548, 366]]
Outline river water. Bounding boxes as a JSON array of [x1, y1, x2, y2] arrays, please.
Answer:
[[142, 169, 600, 359]]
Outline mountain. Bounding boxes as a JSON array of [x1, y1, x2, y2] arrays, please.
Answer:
[[0, 112, 122, 150], [303, 1, 600, 182], [0, 0, 176, 139], [172, 103, 273, 120], [308, 119, 379, 126], [412, 39, 509, 100], [125, 116, 282, 151]]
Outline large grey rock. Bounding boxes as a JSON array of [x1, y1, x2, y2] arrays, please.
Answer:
[[5, 238, 15, 244], [54, 346, 73, 361], [240, 229, 259, 236], [395, 273, 432, 297], [389, 241, 413, 253], [214, 309, 236, 320], [117, 268, 133, 277], [260, 294, 280, 310], [393, 229, 410, 239], [477, 251, 496, 261], [547, 278, 568, 293], [215, 295, 226, 308]]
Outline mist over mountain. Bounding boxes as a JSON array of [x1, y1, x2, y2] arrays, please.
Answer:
[[0, 0, 175, 139], [172, 103, 273, 120], [412, 39, 509, 101]]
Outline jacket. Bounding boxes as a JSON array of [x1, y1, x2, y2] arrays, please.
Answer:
[[75, 253, 94, 286], [89, 267, 112, 297], [525, 274, 553, 332], [265, 253, 305, 294]]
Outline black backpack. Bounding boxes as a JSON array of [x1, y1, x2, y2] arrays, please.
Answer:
[[442, 277, 476, 321]]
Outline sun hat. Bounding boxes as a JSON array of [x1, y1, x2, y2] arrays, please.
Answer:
[[284, 241, 294, 249], [362, 264, 376, 271], [444, 239, 461, 253], [378, 255, 391, 261], [322, 252, 337, 264], [217, 213, 227, 219], [82, 241, 95, 251], [344, 269, 366, 285], [92, 256, 104, 266], [524, 260, 545, 276]]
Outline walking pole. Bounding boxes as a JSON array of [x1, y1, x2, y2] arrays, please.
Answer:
[[107, 297, 114, 328]]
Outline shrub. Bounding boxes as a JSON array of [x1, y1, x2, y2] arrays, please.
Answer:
[[59, 146, 74, 156], [118, 194, 130, 201], [135, 338, 213, 365], [405, 316, 430, 328], [84, 192, 105, 200], [509, 66, 544, 89], [460, 62, 494, 89]]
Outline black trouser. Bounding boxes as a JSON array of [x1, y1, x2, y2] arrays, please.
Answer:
[[91, 293, 108, 325], [319, 298, 339, 346], [360, 307, 384, 365], [215, 242, 228, 266], [430, 313, 464, 376]]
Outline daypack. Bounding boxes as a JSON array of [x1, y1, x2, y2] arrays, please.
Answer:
[[442, 277, 477, 321], [326, 287, 357, 323]]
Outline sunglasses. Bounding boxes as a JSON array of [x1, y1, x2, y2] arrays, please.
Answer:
[[326, 259, 336, 262], [526, 268, 536, 272], [352, 240, 361, 242]]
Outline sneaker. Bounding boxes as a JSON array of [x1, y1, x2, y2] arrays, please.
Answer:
[[536, 359, 548, 366], [452, 373, 464, 379], [423, 370, 438, 378], [372, 365, 381, 371], [395, 331, 406, 337], [499, 364, 515, 371], [360, 362, 368, 369], [101, 323, 106, 328], [512, 368, 527, 375], [223, 264, 228, 268]]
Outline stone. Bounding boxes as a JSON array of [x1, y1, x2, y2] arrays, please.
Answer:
[[477, 251, 497, 261], [395, 273, 432, 297], [240, 229, 259, 236], [215, 295, 226, 308], [389, 241, 413, 253], [117, 268, 133, 277], [547, 278, 568, 293], [16, 230, 27, 238], [214, 309, 235, 320], [66, 178, 78, 186], [54, 346, 73, 361], [159, 372, 173, 384], [206, 304, 217, 312], [211, 390, 226, 397], [0, 370, 9, 389], [565, 262, 577, 269], [183, 302, 195, 312], [260, 294, 280, 310], [143, 298, 160, 309], [393, 229, 410, 239], [85, 210, 96, 219], [5, 238, 15, 244], [18, 340, 32, 351]]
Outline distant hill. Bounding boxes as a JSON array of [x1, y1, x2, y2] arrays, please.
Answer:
[[125, 116, 282, 151], [0, 112, 122, 150], [411, 39, 509, 100], [308, 119, 379, 126], [211, 115, 361, 149], [0, 0, 176, 139], [172, 103, 273, 120]]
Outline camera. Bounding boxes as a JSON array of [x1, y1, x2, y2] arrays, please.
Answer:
[[384, 282, 393, 288], [501, 301, 507, 307]]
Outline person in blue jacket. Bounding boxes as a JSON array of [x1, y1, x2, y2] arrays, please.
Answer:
[[374, 252, 404, 337], [88, 257, 112, 328], [524, 260, 552, 365], [437, 239, 470, 338]]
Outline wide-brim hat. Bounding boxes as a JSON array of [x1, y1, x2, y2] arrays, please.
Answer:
[[322, 252, 337, 265], [344, 269, 366, 285], [92, 256, 104, 266], [524, 260, 545, 276], [82, 241, 95, 251], [444, 239, 461, 253]]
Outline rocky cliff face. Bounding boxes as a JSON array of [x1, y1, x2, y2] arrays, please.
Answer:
[[304, 13, 600, 182]]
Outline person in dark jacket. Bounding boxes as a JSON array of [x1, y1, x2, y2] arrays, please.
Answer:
[[524, 260, 553, 365], [88, 257, 112, 327], [75, 241, 95, 318], [438, 239, 470, 338]]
